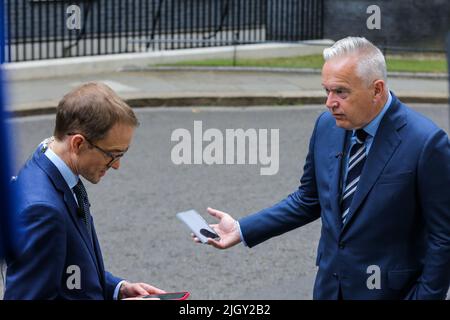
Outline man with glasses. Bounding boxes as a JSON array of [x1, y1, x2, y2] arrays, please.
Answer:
[[4, 82, 166, 299]]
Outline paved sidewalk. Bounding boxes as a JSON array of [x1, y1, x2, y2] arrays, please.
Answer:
[[4, 67, 449, 116]]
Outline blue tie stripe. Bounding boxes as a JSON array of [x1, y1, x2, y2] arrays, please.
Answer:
[[348, 146, 365, 163], [341, 129, 368, 224]]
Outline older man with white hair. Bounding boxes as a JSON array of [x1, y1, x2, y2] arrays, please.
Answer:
[[198, 37, 450, 300]]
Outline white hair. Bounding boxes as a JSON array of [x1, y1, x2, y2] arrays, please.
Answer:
[[323, 37, 387, 86]]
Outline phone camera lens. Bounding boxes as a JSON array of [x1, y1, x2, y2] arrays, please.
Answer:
[[200, 228, 218, 239]]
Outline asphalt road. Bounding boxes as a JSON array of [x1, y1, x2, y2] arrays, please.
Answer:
[[2, 104, 449, 300]]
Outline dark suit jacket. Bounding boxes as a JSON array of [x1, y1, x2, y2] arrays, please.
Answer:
[[239, 93, 450, 299], [4, 147, 122, 299]]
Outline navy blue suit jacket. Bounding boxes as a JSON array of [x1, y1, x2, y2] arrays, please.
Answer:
[[4, 146, 122, 299], [240, 93, 450, 299]]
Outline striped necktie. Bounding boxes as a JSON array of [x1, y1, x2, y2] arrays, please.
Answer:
[[341, 129, 368, 224], [73, 179, 93, 242]]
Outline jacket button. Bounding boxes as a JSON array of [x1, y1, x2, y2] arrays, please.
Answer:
[[339, 242, 345, 249]]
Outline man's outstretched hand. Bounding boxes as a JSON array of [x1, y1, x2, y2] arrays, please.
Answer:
[[192, 207, 242, 249]]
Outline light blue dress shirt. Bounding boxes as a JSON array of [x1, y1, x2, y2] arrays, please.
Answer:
[[44, 146, 79, 204]]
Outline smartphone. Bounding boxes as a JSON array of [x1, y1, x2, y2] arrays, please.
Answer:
[[176, 209, 220, 243], [142, 292, 190, 300]]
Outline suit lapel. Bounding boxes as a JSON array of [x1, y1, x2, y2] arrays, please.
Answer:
[[328, 125, 348, 232], [341, 95, 406, 231], [34, 149, 104, 281], [91, 223, 107, 295]]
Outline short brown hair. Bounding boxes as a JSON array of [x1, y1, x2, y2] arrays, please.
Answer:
[[54, 82, 139, 142]]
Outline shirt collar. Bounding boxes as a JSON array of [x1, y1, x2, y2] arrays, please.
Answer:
[[356, 91, 392, 138], [44, 144, 79, 190]]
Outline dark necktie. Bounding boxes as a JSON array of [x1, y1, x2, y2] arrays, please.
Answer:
[[72, 179, 93, 242], [341, 129, 368, 224]]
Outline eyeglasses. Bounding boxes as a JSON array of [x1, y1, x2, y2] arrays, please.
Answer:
[[68, 133, 126, 167]]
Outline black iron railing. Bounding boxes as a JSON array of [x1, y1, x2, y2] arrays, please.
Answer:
[[3, 0, 324, 62]]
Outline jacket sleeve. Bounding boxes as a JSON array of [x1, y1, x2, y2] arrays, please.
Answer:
[[407, 129, 450, 299], [239, 114, 323, 248], [104, 271, 123, 300], [4, 203, 67, 300]]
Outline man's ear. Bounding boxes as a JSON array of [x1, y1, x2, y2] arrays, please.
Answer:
[[373, 80, 385, 101], [70, 134, 85, 154]]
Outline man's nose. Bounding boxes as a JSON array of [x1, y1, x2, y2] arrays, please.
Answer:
[[325, 92, 338, 110], [110, 159, 121, 170]]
